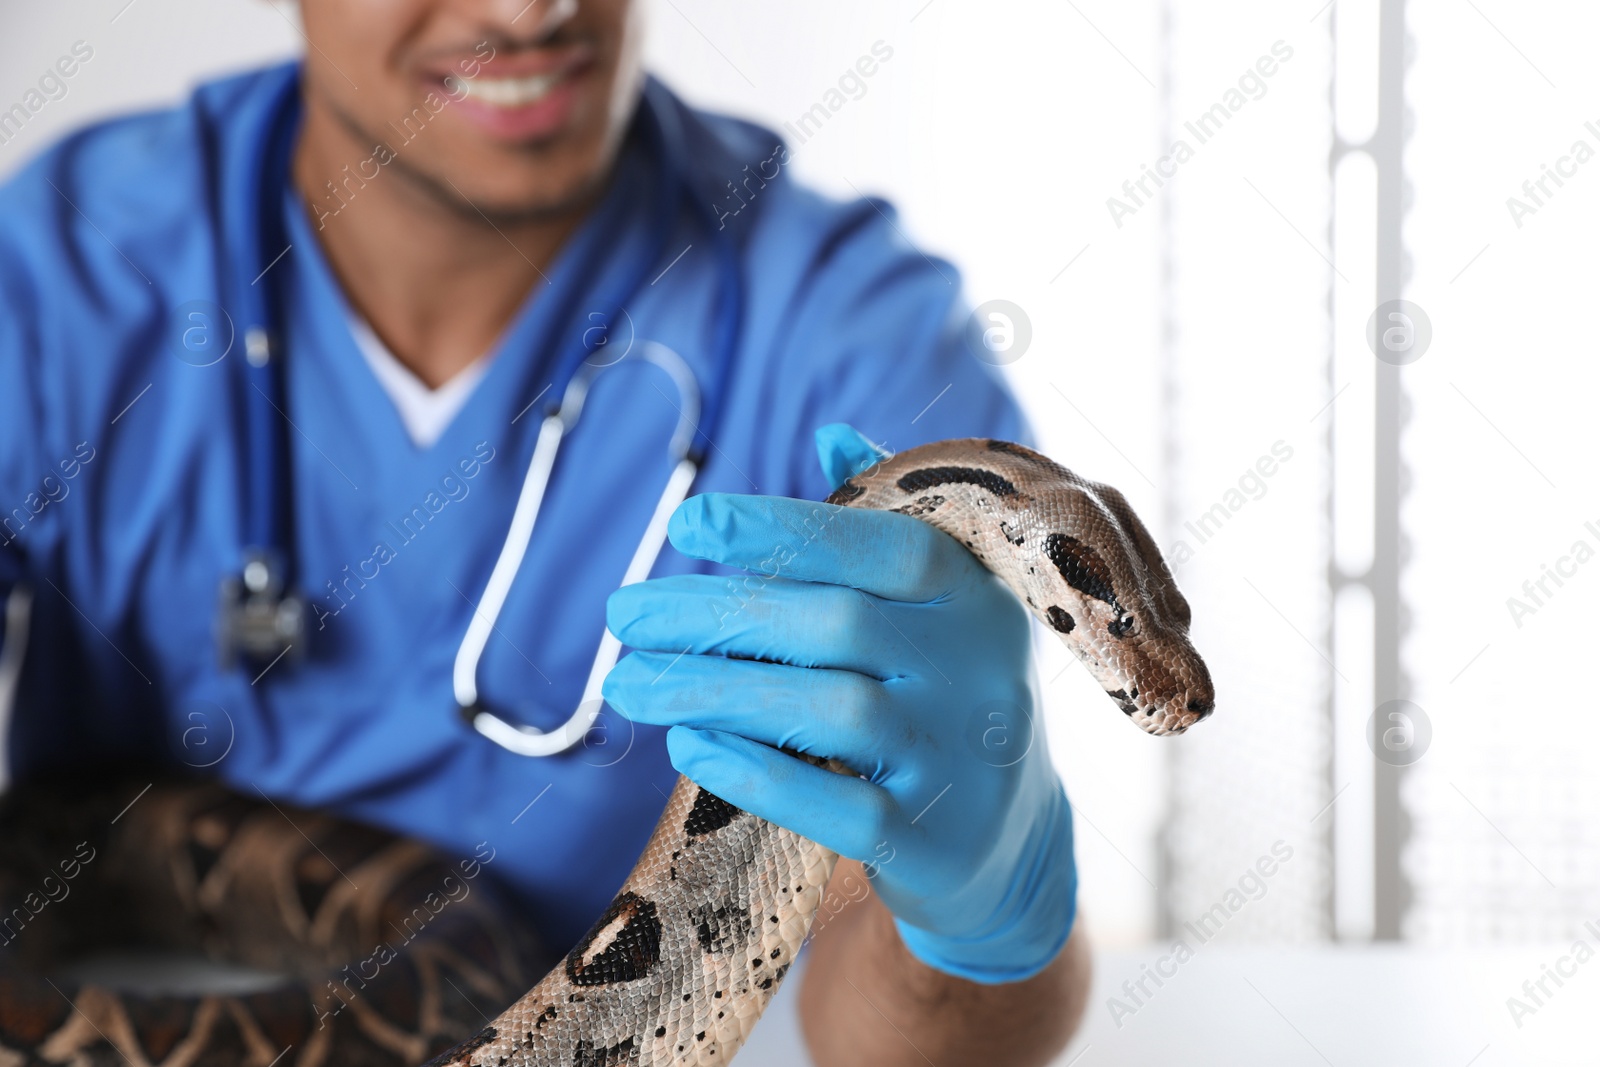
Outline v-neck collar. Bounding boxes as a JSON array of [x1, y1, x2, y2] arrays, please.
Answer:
[[345, 307, 492, 449]]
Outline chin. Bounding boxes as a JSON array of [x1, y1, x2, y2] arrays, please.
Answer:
[[450, 154, 611, 222], [424, 97, 634, 223], [363, 115, 609, 224]]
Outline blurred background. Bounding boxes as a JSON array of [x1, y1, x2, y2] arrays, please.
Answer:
[[2, 1, 1595, 1063]]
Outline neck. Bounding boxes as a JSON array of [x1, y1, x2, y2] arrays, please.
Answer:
[[291, 98, 596, 389]]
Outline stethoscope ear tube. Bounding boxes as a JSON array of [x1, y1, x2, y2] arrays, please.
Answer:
[[452, 411, 565, 713], [457, 344, 702, 757]]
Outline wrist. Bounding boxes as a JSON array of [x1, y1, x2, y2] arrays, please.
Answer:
[[893, 783, 1078, 984]]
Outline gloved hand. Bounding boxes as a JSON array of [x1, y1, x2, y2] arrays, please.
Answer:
[[602, 424, 1077, 983]]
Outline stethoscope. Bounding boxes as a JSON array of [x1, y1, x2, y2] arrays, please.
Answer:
[[217, 71, 742, 758], [453, 340, 701, 755]]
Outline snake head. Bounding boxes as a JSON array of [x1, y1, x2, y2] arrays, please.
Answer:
[[1037, 527, 1214, 736], [831, 438, 1216, 737]]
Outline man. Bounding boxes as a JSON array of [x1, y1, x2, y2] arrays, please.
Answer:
[[0, 0, 1089, 1062]]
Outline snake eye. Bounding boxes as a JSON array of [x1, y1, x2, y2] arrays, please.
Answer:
[[1108, 613, 1136, 638]]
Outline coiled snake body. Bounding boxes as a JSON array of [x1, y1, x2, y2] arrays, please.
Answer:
[[0, 439, 1212, 1066]]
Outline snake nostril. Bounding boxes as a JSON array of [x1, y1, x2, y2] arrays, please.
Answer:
[[1186, 698, 1214, 720]]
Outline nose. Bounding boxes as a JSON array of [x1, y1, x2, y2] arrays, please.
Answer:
[[1185, 697, 1215, 721]]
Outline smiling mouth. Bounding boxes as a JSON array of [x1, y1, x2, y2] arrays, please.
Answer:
[[456, 71, 568, 108]]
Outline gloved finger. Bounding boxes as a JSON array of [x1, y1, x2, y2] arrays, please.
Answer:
[[607, 575, 909, 678], [602, 652, 901, 770], [668, 492, 979, 602], [814, 423, 891, 491], [666, 726, 901, 863]]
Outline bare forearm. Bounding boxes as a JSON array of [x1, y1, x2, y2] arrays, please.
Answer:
[[798, 861, 1090, 1067]]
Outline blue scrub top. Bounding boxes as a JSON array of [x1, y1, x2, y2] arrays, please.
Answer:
[[0, 63, 1024, 950]]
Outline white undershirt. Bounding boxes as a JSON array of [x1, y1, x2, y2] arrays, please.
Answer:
[[347, 312, 491, 448]]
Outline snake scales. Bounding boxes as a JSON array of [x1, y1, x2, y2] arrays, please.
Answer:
[[0, 438, 1212, 1066]]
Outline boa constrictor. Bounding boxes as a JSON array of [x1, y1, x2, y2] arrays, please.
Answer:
[[0, 438, 1212, 1067]]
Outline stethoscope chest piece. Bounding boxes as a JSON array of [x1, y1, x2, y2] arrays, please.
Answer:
[[217, 548, 306, 669]]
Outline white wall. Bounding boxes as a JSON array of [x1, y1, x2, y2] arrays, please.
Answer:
[[0, 1, 301, 160]]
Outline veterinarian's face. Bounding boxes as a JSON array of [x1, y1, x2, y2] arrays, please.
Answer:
[[297, 0, 643, 218]]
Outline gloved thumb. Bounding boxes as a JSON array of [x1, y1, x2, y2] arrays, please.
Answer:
[[814, 423, 892, 491]]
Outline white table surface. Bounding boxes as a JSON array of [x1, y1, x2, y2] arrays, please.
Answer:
[[743, 945, 1597, 1067], [68, 943, 1595, 1065]]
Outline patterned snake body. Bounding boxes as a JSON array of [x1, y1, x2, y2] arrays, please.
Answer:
[[0, 438, 1211, 1066]]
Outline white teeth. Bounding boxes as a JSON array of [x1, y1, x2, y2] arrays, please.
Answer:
[[461, 72, 563, 107]]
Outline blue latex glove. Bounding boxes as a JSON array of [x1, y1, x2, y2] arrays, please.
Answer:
[[602, 424, 1077, 983]]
